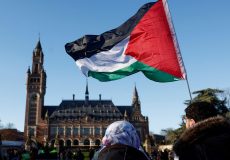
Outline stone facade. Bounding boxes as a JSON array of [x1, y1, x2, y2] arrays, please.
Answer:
[[24, 40, 150, 149]]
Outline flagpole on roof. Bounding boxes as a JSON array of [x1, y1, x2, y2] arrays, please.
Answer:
[[162, 0, 193, 101]]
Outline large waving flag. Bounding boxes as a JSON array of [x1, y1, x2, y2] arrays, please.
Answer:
[[65, 0, 186, 82]]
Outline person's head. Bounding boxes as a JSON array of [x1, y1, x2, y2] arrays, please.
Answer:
[[184, 101, 218, 128], [102, 120, 141, 150]]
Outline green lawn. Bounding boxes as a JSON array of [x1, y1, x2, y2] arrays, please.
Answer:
[[82, 151, 89, 160]]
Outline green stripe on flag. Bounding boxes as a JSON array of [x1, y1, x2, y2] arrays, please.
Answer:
[[88, 61, 181, 82]]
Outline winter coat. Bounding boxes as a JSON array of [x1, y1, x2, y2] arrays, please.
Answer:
[[97, 144, 150, 160], [173, 116, 230, 160]]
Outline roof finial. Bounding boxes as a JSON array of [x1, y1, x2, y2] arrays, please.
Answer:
[[27, 66, 31, 74], [124, 110, 128, 120], [45, 110, 49, 120]]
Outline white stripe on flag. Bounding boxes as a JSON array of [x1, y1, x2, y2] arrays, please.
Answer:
[[76, 36, 137, 76]]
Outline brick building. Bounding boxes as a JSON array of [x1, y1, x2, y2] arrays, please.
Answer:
[[24, 40, 150, 149]]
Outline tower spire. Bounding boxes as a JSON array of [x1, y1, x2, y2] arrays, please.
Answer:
[[85, 79, 89, 103], [35, 39, 42, 50], [132, 84, 139, 105], [27, 66, 31, 74]]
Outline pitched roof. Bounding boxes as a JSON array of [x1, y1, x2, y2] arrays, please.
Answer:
[[0, 129, 24, 141], [43, 105, 58, 117], [117, 106, 132, 116], [49, 99, 126, 120]]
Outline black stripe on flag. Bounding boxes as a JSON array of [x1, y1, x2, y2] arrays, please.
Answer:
[[65, 2, 155, 61]]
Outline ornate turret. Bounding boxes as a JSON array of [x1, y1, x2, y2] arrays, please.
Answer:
[[27, 66, 31, 74], [26, 67, 31, 85], [124, 110, 128, 120], [45, 111, 49, 120]]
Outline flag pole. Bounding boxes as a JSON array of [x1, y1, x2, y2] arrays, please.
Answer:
[[185, 76, 193, 101], [162, 0, 193, 101]]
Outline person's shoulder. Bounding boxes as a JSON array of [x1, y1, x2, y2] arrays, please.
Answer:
[[98, 144, 150, 160], [173, 116, 230, 158]]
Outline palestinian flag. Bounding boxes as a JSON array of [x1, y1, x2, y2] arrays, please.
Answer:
[[65, 0, 186, 82]]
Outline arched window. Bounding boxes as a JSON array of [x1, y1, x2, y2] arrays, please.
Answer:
[[84, 139, 90, 146], [66, 140, 71, 147], [51, 139, 55, 147], [59, 140, 64, 147], [73, 139, 79, 146], [95, 139, 101, 146]]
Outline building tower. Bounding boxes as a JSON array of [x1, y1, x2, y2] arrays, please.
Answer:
[[130, 85, 149, 144], [131, 85, 142, 120], [24, 40, 46, 140]]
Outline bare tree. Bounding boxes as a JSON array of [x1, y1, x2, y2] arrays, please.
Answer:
[[5, 122, 15, 129], [220, 88, 230, 108], [0, 119, 3, 129]]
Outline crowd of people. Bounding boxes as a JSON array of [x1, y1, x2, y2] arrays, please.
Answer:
[[150, 148, 174, 160], [1, 147, 88, 160], [1, 101, 230, 160]]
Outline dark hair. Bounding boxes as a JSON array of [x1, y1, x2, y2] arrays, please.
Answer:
[[185, 101, 218, 122]]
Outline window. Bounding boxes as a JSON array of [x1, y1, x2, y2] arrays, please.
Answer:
[[59, 140, 64, 147], [50, 127, 57, 136], [95, 128, 100, 135], [80, 128, 84, 135], [58, 128, 64, 136], [84, 139, 90, 145], [73, 128, 78, 136], [29, 127, 35, 136], [66, 140, 71, 147], [73, 139, 79, 145], [66, 128, 71, 136], [102, 128, 106, 135], [83, 128, 90, 135], [51, 140, 55, 147], [95, 139, 101, 146]]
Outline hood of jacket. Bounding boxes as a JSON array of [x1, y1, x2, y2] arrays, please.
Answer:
[[173, 116, 230, 157]]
